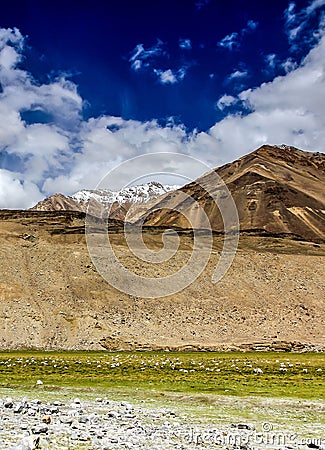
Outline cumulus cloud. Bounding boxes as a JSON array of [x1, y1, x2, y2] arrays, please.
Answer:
[[0, 169, 42, 209], [43, 117, 198, 193], [0, 27, 82, 207], [210, 29, 325, 156], [216, 95, 238, 110]]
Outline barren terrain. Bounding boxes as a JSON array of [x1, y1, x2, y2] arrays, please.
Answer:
[[143, 145, 325, 243], [0, 210, 324, 351]]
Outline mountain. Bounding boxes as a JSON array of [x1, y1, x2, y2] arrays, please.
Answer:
[[141, 145, 325, 242], [31, 182, 179, 220], [31, 146, 325, 242], [1, 145, 325, 350], [31, 193, 83, 212]]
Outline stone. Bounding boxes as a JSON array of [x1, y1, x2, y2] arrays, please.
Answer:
[[14, 403, 25, 414], [59, 415, 74, 424], [4, 397, 14, 408], [42, 415, 51, 424], [31, 424, 48, 434]]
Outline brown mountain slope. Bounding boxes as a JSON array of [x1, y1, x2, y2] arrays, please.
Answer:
[[142, 145, 325, 242], [0, 210, 324, 351], [31, 192, 133, 221], [31, 193, 83, 212]]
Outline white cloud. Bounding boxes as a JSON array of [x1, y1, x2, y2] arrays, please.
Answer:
[[43, 117, 195, 193], [217, 32, 239, 50], [131, 59, 142, 71], [177, 67, 187, 81], [281, 57, 298, 73], [129, 40, 165, 71], [216, 95, 238, 110], [265, 53, 277, 70], [154, 69, 177, 84], [154, 67, 188, 84], [284, 2, 296, 25], [129, 39, 189, 85], [0, 28, 83, 206], [285, 0, 325, 43], [179, 38, 192, 50], [228, 69, 248, 80], [306, 0, 325, 15], [265, 54, 297, 73], [209, 31, 325, 156], [218, 19, 258, 51], [0, 169, 42, 209]]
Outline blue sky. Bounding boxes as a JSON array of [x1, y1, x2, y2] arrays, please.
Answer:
[[0, 0, 325, 207]]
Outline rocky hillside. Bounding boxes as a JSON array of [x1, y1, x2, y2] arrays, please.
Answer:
[[142, 145, 325, 242], [31, 193, 83, 212], [0, 209, 324, 351]]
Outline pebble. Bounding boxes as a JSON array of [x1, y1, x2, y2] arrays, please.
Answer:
[[4, 397, 14, 408], [0, 395, 318, 449], [41, 416, 51, 424]]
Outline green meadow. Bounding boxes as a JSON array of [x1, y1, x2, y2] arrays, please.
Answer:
[[0, 351, 323, 400]]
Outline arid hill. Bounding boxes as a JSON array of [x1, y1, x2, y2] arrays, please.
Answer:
[[142, 145, 325, 243], [0, 209, 324, 351]]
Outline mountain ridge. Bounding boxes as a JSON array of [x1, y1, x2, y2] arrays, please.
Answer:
[[30, 145, 325, 242], [141, 145, 325, 242], [31, 182, 179, 221]]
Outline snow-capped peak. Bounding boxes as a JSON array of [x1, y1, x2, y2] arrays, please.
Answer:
[[72, 182, 179, 206]]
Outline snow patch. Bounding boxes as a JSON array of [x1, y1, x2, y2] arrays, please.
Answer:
[[72, 182, 179, 206]]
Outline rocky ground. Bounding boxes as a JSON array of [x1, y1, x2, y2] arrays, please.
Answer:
[[1, 391, 324, 450]]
